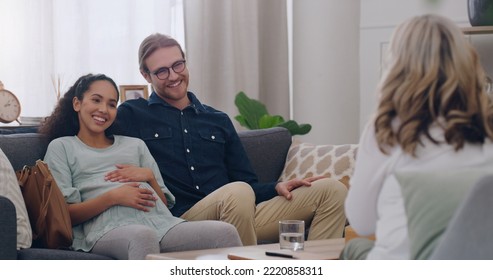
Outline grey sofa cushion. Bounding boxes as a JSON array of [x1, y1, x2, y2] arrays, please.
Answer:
[[238, 127, 292, 183], [17, 248, 113, 260], [0, 133, 49, 171]]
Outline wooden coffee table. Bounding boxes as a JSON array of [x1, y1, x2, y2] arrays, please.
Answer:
[[146, 238, 345, 260]]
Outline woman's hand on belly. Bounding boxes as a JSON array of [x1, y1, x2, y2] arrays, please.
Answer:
[[108, 182, 158, 212]]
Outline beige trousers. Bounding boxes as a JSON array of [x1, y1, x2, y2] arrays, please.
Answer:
[[180, 178, 348, 246]]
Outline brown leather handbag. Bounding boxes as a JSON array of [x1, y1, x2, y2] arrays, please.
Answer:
[[16, 160, 73, 249]]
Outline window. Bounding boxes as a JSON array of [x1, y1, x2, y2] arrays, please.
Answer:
[[0, 0, 184, 120]]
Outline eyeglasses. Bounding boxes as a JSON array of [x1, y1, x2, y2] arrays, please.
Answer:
[[149, 60, 187, 80]]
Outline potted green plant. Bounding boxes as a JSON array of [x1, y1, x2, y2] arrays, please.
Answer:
[[234, 91, 311, 136]]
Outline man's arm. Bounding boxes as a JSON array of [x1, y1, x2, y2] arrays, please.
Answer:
[[222, 118, 279, 204]]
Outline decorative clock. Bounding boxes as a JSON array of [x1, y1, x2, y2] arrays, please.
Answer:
[[0, 81, 21, 124]]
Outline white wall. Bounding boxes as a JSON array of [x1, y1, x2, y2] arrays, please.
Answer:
[[292, 0, 361, 145], [359, 0, 477, 133]]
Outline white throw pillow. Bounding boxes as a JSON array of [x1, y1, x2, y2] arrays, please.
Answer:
[[0, 148, 32, 249]]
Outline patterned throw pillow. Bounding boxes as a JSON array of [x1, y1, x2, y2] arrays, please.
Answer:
[[278, 142, 358, 188]]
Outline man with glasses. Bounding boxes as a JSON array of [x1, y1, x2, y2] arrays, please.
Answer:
[[115, 33, 347, 246]]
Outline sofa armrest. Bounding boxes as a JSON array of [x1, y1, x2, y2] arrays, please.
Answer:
[[0, 195, 18, 259]]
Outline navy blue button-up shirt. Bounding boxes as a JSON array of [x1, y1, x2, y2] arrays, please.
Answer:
[[116, 92, 278, 216]]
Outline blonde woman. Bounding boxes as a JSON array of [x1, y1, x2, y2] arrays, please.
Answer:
[[343, 14, 493, 259]]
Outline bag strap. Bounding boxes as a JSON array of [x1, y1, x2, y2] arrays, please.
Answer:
[[34, 160, 54, 236], [17, 166, 31, 187], [35, 159, 53, 179]]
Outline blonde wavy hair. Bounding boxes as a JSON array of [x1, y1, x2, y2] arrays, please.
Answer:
[[375, 14, 493, 156]]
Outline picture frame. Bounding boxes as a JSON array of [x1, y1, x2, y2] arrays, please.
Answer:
[[119, 85, 149, 102]]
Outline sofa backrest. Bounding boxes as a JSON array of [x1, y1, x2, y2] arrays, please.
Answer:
[[0, 127, 292, 183], [0, 133, 49, 171], [238, 127, 292, 183]]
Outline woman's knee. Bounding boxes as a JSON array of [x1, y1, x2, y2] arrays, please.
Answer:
[[203, 221, 243, 247], [93, 224, 159, 260], [135, 226, 159, 241], [163, 221, 242, 251], [126, 225, 160, 257]]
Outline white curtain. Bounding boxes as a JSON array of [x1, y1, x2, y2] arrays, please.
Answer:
[[0, 0, 184, 119], [183, 0, 290, 124]]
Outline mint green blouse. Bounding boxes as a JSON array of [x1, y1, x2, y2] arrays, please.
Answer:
[[44, 135, 184, 252]]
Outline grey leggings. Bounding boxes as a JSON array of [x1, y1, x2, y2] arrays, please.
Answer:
[[91, 221, 242, 260]]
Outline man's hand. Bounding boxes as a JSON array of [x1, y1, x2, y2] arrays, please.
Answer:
[[275, 175, 327, 200], [105, 164, 154, 182]]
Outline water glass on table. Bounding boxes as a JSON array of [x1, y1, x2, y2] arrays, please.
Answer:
[[279, 220, 305, 251]]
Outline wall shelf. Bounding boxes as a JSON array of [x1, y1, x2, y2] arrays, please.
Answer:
[[462, 26, 493, 35]]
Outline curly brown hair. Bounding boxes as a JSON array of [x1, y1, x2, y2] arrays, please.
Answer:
[[39, 74, 120, 142], [375, 14, 493, 156]]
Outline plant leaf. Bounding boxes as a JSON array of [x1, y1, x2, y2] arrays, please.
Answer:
[[259, 115, 285, 129], [234, 91, 313, 136], [234, 115, 251, 129], [278, 120, 312, 135], [234, 92, 269, 129]]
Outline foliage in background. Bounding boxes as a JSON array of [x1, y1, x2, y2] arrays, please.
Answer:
[[234, 91, 312, 136]]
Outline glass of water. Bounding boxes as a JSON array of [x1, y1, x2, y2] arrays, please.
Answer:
[[279, 220, 305, 251]]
